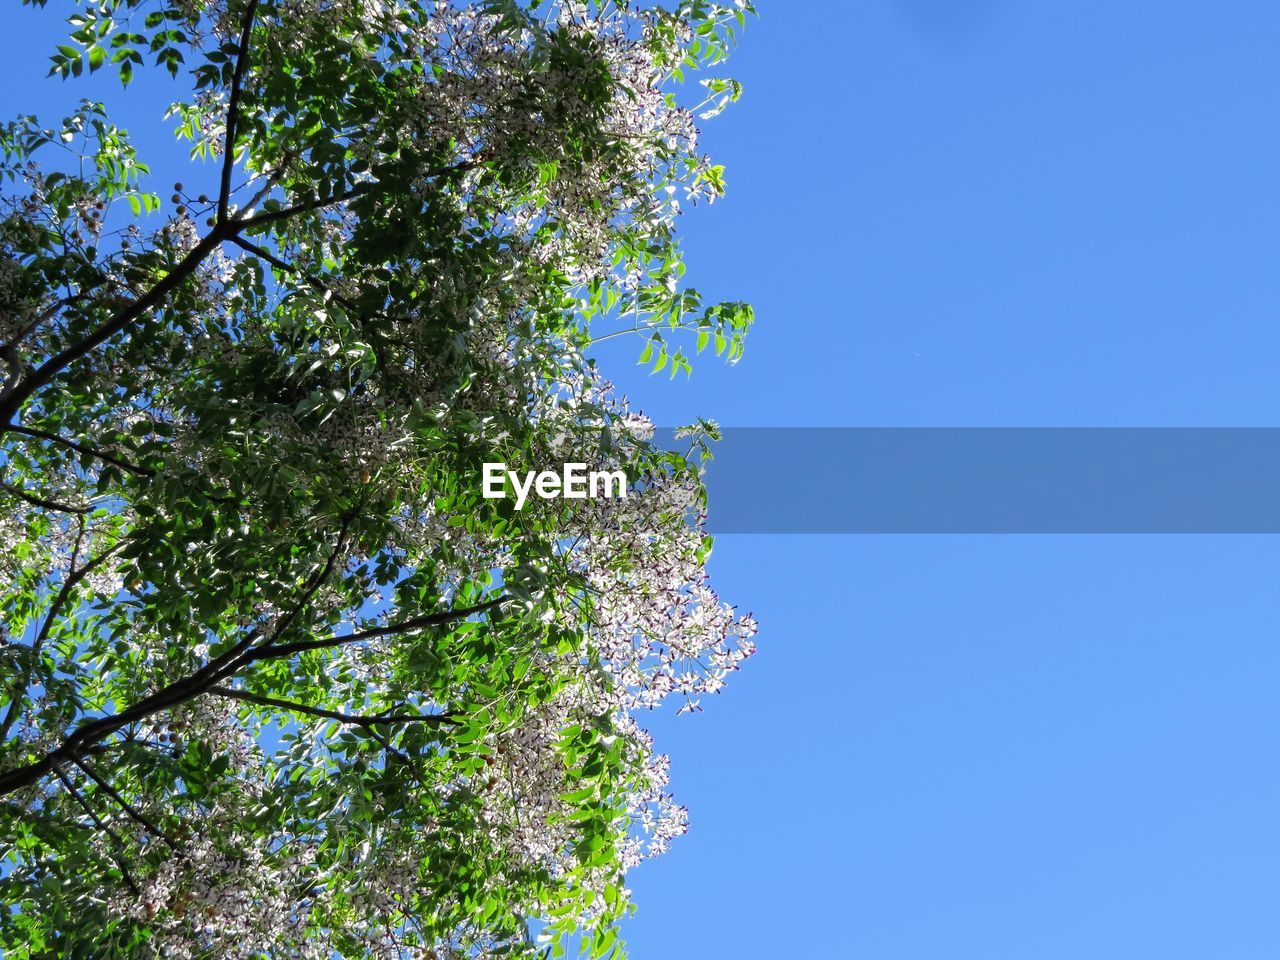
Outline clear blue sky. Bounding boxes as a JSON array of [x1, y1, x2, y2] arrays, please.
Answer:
[[600, 3, 1280, 958], [8, 2, 1280, 958]]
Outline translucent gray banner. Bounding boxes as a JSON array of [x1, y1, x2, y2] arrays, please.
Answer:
[[666, 428, 1280, 533]]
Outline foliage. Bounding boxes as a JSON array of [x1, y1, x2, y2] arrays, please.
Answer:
[[0, 0, 757, 956]]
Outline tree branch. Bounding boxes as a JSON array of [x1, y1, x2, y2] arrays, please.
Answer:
[[218, 0, 262, 224], [237, 183, 373, 229], [236, 158, 476, 230], [4, 424, 155, 476], [0, 513, 357, 798], [31, 540, 126, 660], [50, 762, 141, 895], [247, 597, 506, 662], [237, 156, 295, 218], [205, 509, 359, 680], [0, 278, 111, 356], [208, 686, 459, 728], [0, 226, 233, 429], [0, 522, 116, 743], [0, 156, 479, 430], [67, 755, 178, 851], [0, 593, 501, 799], [0, 480, 90, 515], [228, 234, 362, 314]]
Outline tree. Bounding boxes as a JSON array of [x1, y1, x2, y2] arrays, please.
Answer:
[[0, 0, 757, 956]]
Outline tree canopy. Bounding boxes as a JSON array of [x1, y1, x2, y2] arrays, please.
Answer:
[[0, 0, 757, 956]]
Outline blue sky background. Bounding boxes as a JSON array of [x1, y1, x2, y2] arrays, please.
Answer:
[[7, 1, 1280, 957]]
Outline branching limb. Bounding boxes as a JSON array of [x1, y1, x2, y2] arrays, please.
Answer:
[[30, 538, 126, 659], [236, 157, 476, 229], [0, 591, 500, 798], [0, 279, 111, 356], [239, 151, 297, 213], [0, 157, 476, 430], [0, 512, 366, 797], [0, 522, 115, 743], [204, 509, 360, 683]]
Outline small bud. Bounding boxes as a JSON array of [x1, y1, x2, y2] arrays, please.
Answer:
[[176, 205, 187, 216], [171, 193, 181, 203], [174, 182, 183, 191]]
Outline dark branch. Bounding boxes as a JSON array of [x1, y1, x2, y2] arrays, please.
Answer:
[[31, 541, 126, 660], [4, 424, 155, 476], [237, 184, 372, 229], [218, 0, 262, 224], [50, 762, 141, 895], [228, 235, 362, 314], [208, 510, 359, 677], [0, 523, 117, 742], [0, 514, 358, 798], [0, 593, 500, 798], [248, 597, 507, 661], [209, 686, 459, 728], [0, 227, 233, 429], [0, 156, 481, 429], [240, 154, 296, 213], [236, 158, 477, 230], [0, 480, 90, 515], [0, 279, 107, 354], [67, 755, 178, 851]]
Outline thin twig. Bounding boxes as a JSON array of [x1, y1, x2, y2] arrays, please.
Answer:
[[68, 755, 178, 851], [228, 235, 362, 314], [50, 762, 141, 895], [248, 597, 506, 661], [0, 480, 90, 515], [237, 184, 372, 229], [3, 424, 154, 476], [209, 686, 459, 728]]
